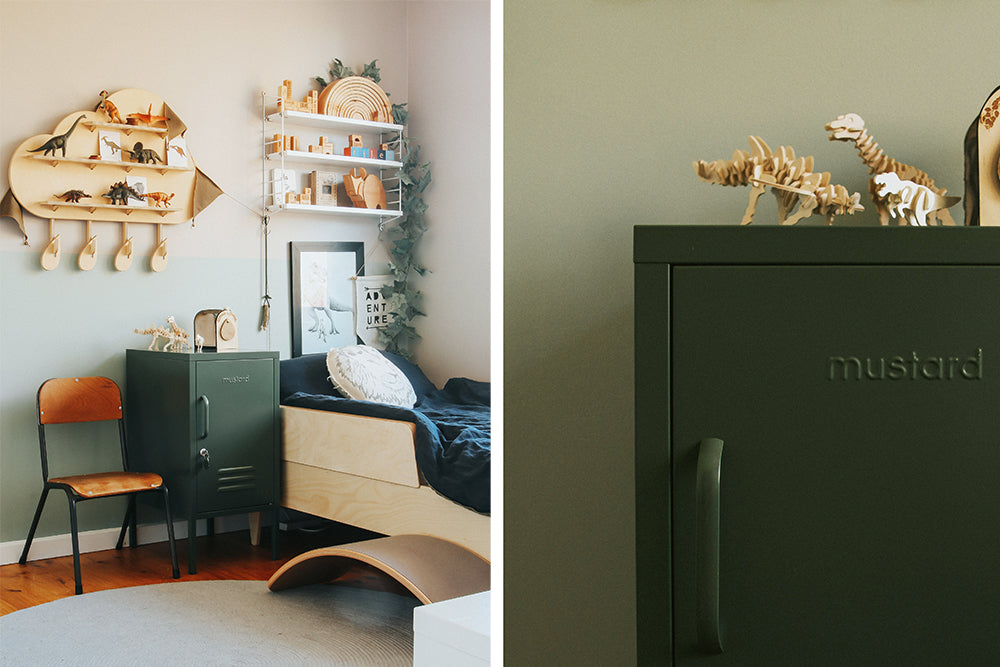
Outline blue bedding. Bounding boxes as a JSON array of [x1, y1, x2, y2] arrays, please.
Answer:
[[280, 353, 490, 514]]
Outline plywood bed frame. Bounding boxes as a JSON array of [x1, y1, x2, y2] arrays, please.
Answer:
[[280, 405, 490, 560]]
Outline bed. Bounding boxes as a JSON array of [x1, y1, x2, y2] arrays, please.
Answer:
[[277, 348, 491, 559]]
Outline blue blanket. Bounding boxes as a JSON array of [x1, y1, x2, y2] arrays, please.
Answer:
[[282, 377, 491, 514]]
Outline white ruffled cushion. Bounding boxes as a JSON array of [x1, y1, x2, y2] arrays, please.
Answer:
[[326, 345, 416, 408]]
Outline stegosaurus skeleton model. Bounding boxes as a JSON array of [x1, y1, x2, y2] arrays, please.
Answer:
[[694, 136, 864, 225], [825, 113, 957, 225], [134, 316, 190, 352]]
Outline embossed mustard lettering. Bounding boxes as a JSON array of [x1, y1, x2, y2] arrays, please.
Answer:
[[221, 375, 250, 384], [828, 349, 982, 381]]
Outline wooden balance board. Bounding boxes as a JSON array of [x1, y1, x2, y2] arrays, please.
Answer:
[[267, 534, 489, 604]]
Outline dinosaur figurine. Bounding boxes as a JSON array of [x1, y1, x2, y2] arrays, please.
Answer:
[[694, 136, 864, 225], [142, 192, 175, 207], [127, 104, 170, 128], [102, 180, 142, 206], [55, 189, 91, 203], [126, 141, 162, 164], [872, 172, 961, 226], [96, 90, 124, 124], [28, 114, 86, 157], [825, 113, 957, 225]]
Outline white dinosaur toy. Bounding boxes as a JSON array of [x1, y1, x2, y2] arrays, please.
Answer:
[[872, 172, 961, 226]]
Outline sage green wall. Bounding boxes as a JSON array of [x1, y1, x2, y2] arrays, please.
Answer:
[[504, 1, 997, 663], [0, 0, 490, 547]]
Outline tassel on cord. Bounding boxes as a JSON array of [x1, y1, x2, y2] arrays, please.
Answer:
[[259, 213, 271, 332]]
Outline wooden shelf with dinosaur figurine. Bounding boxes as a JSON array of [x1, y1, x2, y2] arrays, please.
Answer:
[[27, 153, 192, 174], [40, 200, 180, 216], [6, 88, 223, 272], [82, 120, 169, 136]]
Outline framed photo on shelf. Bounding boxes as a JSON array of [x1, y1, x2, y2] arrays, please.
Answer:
[[310, 170, 339, 206], [289, 241, 364, 357]]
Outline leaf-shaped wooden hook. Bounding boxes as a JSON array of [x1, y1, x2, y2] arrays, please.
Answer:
[[41, 219, 60, 271]]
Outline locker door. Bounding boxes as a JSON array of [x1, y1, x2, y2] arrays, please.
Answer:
[[195, 358, 275, 513], [669, 265, 1000, 664]]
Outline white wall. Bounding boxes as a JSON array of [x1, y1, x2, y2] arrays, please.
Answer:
[[0, 0, 490, 543], [406, 1, 491, 384]]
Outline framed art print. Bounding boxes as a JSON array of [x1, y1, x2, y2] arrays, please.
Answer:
[[289, 241, 364, 356]]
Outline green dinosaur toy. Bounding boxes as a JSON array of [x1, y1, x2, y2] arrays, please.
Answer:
[[28, 114, 86, 157]]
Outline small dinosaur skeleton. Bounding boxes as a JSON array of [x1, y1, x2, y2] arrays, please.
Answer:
[[825, 113, 956, 225], [134, 316, 190, 352], [694, 136, 863, 225], [872, 172, 960, 226]]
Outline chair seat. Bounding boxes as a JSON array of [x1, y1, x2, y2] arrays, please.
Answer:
[[49, 471, 163, 498]]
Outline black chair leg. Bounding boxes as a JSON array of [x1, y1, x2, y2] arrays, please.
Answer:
[[67, 496, 83, 595], [19, 487, 50, 565], [161, 487, 180, 579], [115, 495, 134, 550]]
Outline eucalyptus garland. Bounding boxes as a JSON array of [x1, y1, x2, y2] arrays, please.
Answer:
[[316, 59, 430, 358]]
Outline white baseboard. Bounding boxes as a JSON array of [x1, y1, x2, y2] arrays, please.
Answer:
[[1, 515, 249, 566]]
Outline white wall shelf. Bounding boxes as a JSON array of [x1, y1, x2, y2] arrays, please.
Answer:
[[261, 91, 404, 224]]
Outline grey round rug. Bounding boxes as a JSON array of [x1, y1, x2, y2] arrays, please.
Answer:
[[0, 580, 418, 666]]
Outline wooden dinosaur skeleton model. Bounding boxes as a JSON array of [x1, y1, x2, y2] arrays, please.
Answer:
[[694, 136, 864, 225], [825, 113, 957, 225], [134, 316, 191, 352], [873, 172, 961, 226]]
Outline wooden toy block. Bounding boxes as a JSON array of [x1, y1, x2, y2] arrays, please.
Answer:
[[348, 134, 364, 148], [378, 148, 395, 161], [289, 136, 299, 151], [344, 146, 369, 158]]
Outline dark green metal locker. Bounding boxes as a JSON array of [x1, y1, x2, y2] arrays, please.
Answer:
[[634, 226, 1000, 665], [125, 349, 280, 573]]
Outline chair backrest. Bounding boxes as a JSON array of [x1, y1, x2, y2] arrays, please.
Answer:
[[38, 377, 123, 425]]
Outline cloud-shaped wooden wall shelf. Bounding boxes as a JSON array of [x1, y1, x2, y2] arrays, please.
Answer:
[[4, 88, 222, 272]]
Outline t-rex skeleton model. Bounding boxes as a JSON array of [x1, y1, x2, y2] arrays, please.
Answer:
[[694, 136, 864, 225], [134, 316, 190, 352], [825, 113, 956, 225], [872, 172, 961, 226]]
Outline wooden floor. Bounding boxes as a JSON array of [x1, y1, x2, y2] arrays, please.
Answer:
[[0, 522, 388, 616]]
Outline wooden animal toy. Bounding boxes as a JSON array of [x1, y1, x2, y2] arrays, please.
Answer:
[[343, 167, 387, 209], [964, 85, 1000, 226], [825, 113, 957, 225], [872, 172, 960, 226], [96, 90, 124, 124], [28, 114, 85, 157], [694, 135, 863, 225]]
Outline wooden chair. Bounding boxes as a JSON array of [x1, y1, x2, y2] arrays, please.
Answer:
[[18, 376, 180, 594]]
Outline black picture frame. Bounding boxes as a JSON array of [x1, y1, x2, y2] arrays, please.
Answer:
[[289, 241, 364, 357]]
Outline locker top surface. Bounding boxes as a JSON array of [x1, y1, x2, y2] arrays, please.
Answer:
[[634, 225, 1000, 266], [126, 349, 279, 361]]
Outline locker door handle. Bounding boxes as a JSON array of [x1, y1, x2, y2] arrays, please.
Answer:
[[696, 437, 724, 654], [197, 395, 210, 439]]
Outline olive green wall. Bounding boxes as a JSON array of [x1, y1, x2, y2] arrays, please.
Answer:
[[504, 1, 997, 663]]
